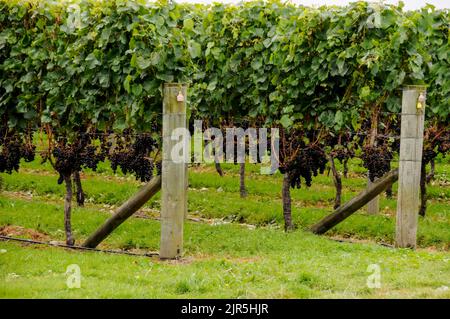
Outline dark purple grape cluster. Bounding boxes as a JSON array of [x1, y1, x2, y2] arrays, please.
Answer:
[[109, 132, 157, 182], [437, 129, 449, 155], [133, 134, 156, 155], [21, 143, 36, 162], [361, 145, 393, 182], [422, 149, 436, 165], [156, 161, 162, 176], [280, 144, 327, 189], [324, 132, 355, 164], [0, 133, 36, 174], [0, 137, 22, 173], [53, 143, 82, 184], [333, 147, 355, 164], [51, 133, 106, 183], [80, 145, 105, 171], [422, 126, 449, 163]]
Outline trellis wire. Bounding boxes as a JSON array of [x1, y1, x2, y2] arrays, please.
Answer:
[[0, 235, 159, 257]]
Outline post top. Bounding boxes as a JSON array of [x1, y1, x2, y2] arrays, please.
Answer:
[[164, 83, 188, 88], [403, 85, 428, 91]]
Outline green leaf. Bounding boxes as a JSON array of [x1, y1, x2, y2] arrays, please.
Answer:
[[98, 72, 110, 88], [188, 40, 202, 59], [336, 58, 346, 75], [359, 86, 371, 99], [251, 58, 262, 70], [136, 56, 151, 70], [132, 84, 143, 96], [207, 80, 217, 91], [211, 47, 222, 59], [124, 75, 132, 93], [183, 18, 194, 31], [85, 53, 101, 70], [154, 16, 165, 29], [150, 52, 161, 66], [334, 110, 343, 127], [280, 115, 293, 128]]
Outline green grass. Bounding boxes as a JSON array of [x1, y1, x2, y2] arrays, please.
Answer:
[[1, 156, 449, 248], [0, 199, 449, 298], [0, 156, 449, 298]]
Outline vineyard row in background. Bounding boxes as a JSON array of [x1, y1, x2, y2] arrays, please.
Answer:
[[0, 0, 449, 248]]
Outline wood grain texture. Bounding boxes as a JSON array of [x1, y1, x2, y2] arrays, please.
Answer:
[[160, 83, 188, 259], [395, 86, 426, 249], [310, 169, 399, 235], [82, 176, 161, 248]]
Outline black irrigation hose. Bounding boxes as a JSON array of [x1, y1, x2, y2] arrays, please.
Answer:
[[328, 236, 394, 248], [0, 235, 159, 257], [1, 232, 395, 255]]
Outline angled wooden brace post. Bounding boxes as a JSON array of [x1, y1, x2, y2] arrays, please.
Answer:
[[82, 176, 161, 248], [310, 169, 399, 235]]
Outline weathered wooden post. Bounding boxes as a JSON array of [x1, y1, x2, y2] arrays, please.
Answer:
[[160, 83, 188, 259], [82, 176, 161, 248], [395, 85, 426, 248], [310, 169, 398, 235]]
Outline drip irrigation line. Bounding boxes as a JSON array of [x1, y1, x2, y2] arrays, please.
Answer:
[[0, 233, 396, 252], [0, 235, 159, 257], [328, 237, 394, 248]]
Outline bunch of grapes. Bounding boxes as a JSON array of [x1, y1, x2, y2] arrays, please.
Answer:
[[421, 126, 450, 166], [436, 129, 450, 155], [333, 147, 355, 164], [280, 143, 327, 189], [0, 132, 36, 174], [53, 142, 82, 184], [0, 136, 22, 173], [156, 161, 162, 176], [21, 143, 36, 162], [361, 144, 393, 182], [51, 133, 106, 184], [80, 145, 106, 171], [323, 131, 355, 162], [2, 136, 23, 174], [422, 149, 436, 165], [109, 132, 157, 182]]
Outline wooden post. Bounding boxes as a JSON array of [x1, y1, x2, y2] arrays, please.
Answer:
[[395, 85, 426, 249], [82, 176, 161, 248], [160, 83, 188, 259], [310, 169, 398, 235]]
